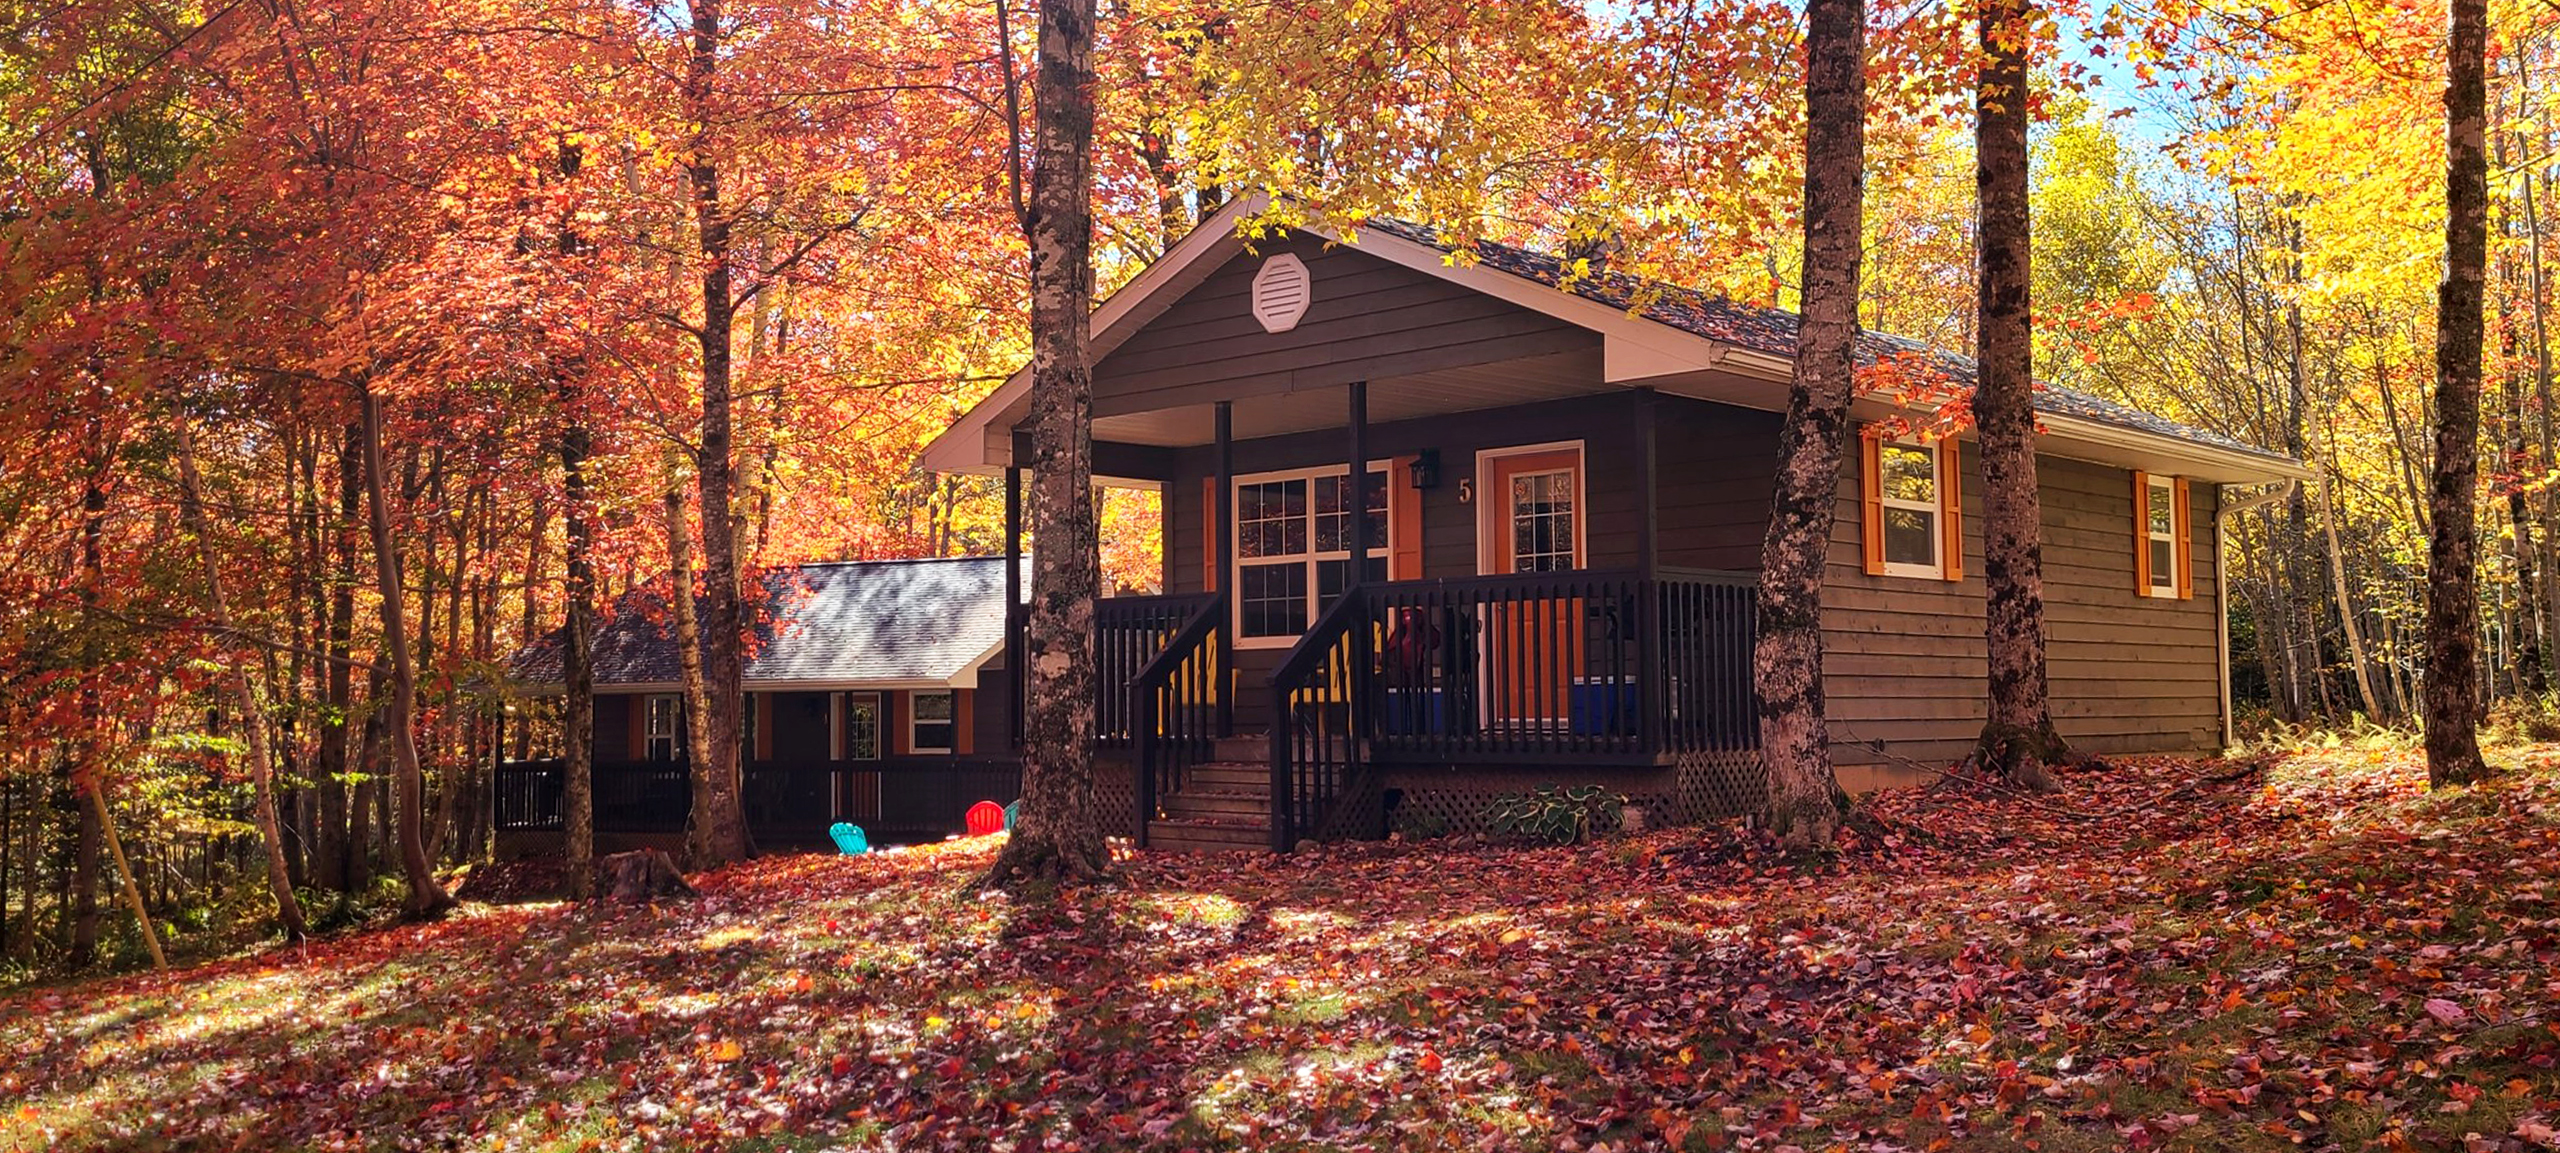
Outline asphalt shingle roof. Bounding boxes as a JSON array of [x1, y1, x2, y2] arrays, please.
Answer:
[[507, 557, 1013, 689], [1358, 218, 2295, 467]]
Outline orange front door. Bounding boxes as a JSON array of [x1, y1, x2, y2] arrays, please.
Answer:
[[1483, 450, 1585, 727]]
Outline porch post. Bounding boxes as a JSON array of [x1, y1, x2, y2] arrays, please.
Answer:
[[1004, 465, 1024, 750], [1634, 387, 1663, 756], [1347, 381, 1370, 578], [1213, 401, 1235, 737], [1634, 387, 1659, 576]]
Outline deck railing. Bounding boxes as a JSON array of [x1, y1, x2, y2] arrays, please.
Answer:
[[1266, 567, 1758, 846], [1267, 590, 1375, 851], [493, 756, 1023, 845], [1095, 592, 1221, 747], [1131, 592, 1225, 845], [1351, 567, 1758, 763]]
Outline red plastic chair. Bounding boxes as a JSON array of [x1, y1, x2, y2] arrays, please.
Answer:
[[965, 800, 1006, 837]]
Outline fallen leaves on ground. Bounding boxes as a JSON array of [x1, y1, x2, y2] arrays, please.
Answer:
[[5, 742, 2560, 1152]]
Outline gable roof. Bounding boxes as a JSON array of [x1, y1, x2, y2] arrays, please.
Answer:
[[923, 195, 2310, 484], [1356, 218, 2290, 466], [506, 556, 1014, 692]]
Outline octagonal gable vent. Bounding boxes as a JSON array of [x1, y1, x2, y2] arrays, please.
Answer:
[[1250, 254, 1312, 333]]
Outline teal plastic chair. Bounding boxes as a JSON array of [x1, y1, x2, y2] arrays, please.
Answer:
[[828, 822, 869, 855], [1004, 800, 1021, 831]]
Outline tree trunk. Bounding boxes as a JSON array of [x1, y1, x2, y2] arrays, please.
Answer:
[[683, 0, 751, 868], [357, 384, 457, 914], [1753, 0, 1864, 849], [561, 418, 598, 899], [2428, 0, 2494, 785], [2319, 471, 2387, 718], [174, 421, 309, 941], [317, 423, 361, 894], [67, 416, 111, 968], [1970, 0, 2064, 790], [665, 480, 724, 867], [984, 0, 1110, 885]]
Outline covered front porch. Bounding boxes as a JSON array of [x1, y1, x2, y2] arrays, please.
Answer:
[[1009, 375, 1773, 851]]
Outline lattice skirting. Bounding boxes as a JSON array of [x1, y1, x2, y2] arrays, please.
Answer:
[[1093, 753, 1144, 839], [1379, 750, 1764, 839]]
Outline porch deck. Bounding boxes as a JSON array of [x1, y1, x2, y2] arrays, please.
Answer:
[[1097, 566, 1761, 851]]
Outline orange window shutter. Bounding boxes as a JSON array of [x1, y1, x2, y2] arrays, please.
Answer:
[[1937, 439, 1963, 582], [1389, 455, 1424, 580], [955, 690, 975, 755], [2131, 470, 2150, 595], [1201, 477, 1218, 592], [1860, 430, 1887, 576], [2173, 477, 2194, 599]]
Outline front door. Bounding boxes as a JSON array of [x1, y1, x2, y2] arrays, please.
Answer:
[[1481, 447, 1585, 728]]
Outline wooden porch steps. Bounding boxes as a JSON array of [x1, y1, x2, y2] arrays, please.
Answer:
[[1146, 737, 1275, 853]]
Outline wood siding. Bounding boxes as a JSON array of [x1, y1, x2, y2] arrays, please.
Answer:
[[1092, 233, 1596, 414], [1823, 444, 2223, 789]]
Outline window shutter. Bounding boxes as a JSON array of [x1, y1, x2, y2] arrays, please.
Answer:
[[625, 696, 644, 762], [889, 691, 909, 756], [1860, 430, 1887, 576], [1937, 439, 1963, 582], [1390, 455, 1424, 580], [955, 690, 975, 755], [1202, 477, 1217, 592], [2131, 469, 2151, 595], [754, 693, 771, 761], [2173, 476, 2194, 600]]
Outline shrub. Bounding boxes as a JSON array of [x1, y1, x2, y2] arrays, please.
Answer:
[[1482, 784, 1625, 845]]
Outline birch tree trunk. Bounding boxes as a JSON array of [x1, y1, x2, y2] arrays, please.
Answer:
[[683, 0, 752, 867], [1753, 0, 1863, 849], [2428, 0, 2495, 785], [1970, 0, 2064, 790], [985, 0, 1109, 884], [2319, 472, 2386, 718], [174, 421, 308, 941], [357, 384, 457, 915], [666, 481, 723, 868]]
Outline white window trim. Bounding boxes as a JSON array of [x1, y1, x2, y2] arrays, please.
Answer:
[[2143, 474, 2179, 599], [1878, 438, 1946, 581], [1229, 461, 1394, 650], [833, 691, 882, 761], [1472, 441, 1588, 576], [908, 690, 956, 755], [643, 693, 680, 762]]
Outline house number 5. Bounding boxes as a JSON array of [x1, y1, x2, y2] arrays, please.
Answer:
[[1457, 478, 1473, 504]]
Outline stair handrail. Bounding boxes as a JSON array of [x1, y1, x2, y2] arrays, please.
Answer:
[[1266, 589, 1375, 851], [1132, 591, 1225, 845]]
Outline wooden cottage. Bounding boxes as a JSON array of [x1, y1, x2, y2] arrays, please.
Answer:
[[499, 197, 2309, 855], [920, 196, 2310, 851]]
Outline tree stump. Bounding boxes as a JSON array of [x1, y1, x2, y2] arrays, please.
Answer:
[[599, 849, 697, 903]]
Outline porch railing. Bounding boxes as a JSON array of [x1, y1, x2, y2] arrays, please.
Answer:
[[1268, 589, 1375, 851], [1361, 567, 1759, 763], [1095, 592, 1221, 747], [1266, 567, 1758, 847], [492, 756, 1023, 845], [1131, 592, 1225, 845]]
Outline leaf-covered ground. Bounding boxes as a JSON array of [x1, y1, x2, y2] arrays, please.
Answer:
[[7, 743, 2560, 1152]]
